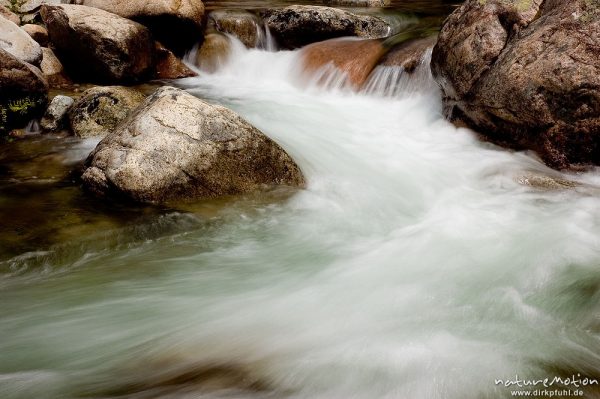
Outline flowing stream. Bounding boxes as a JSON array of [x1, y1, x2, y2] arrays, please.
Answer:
[[2, 12, 600, 399]]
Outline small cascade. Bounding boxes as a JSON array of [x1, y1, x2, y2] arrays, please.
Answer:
[[24, 119, 42, 135], [256, 23, 278, 52], [362, 48, 438, 97]]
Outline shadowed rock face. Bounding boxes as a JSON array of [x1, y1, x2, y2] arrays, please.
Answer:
[[432, 0, 600, 169], [41, 4, 155, 83], [262, 5, 390, 49], [79, 0, 205, 55], [82, 86, 305, 204], [0, 48, 48, 132]]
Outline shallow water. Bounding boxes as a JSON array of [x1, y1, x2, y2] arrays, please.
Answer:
[[2, 5, 600, 399]]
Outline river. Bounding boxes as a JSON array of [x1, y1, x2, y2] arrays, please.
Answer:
[[1, 1, 600, 398]]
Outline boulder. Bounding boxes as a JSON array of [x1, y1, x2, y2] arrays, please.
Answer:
[[207, 10, 262, 48], [262, 5, 390, 48], [0, 48, 48, 133], [78, 0, 205, 54], [40, 47, 71, 87], [324, 0, 391, 6], [299, 38, 385, 88], [68, 86, 146, 138], [22, 24, 49, 46], [154, 42, 196, 80], [0, 15, 43, 65], [41, 94, 73, 131], [82, 86, 305, 203], [431, 0, 600, 169], [41, 4, 155, 83], [0, 5, 20, 25], [194, 33, 232, 73]]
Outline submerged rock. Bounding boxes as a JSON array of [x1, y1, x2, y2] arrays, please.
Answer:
[[195, 33, 233, 73], [431, 0, 600, 169], [0, 48, 48, 133], [262, 5, 390, 48], [207, 10, 262, 48], [69, 86, 146, 138], [78, 0, 205, 54], [41, 94, 73, 131], [299, 38, 385, 88], [378, 36, 436, 72], [0, 15, 43, 65], [82, 86, 305, 204], [41, 4, 155, 83]]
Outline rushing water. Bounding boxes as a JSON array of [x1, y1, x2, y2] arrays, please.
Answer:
[[2, 8, 600, 399]]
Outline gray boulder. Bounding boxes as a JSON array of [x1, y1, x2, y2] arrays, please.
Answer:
[[262, 5, 390, 48], [41, 4, 155, 83], [0, 48, 48, 133], [82, 86, 305, 204], [69, 86, 146, 138], [41, 94, 73, 131], [0, 15, 43, 65]]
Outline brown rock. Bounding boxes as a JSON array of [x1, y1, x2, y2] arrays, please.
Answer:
[[299, 38, 385, 88], [154, 42, 196, 80], [39, 47, 71, 87], [324, 0, 391, 6], [378, 35, 437, 72], [82, 86, 305, 204], [195, 33, 232, 73], [79, 0, 205, 54], [22, 24, 49, 46], [431, 0, 600, 169], [41, 4, 155, 83], [208, 10, 261, 48]]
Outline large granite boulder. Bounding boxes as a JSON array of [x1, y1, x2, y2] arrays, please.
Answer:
[[0, 15, 43, 65], [0, 48, 48, 132], [262, 5, 390, 48], [82, 86, 305, 203], [41, 4, 155, 83], [431, 0, 600, 169], [78, 0, 205, 54], [68, 86, 146, 138]]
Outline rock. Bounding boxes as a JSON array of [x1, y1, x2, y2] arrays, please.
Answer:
[[431, 0, 600, 169], [154, 42, 196, 80], [0, 15, 43, 65], [324, 0, 391, 6], [0, 5, 20, 25], [194, 33, 232, 73], [82, 86, 305, 203], [41, 4, 155, 83], [40, 47, 71, 87], [79, 0, 205, 54], [378, 35, 436, 72], [41, 94, 73, 131], [208, 10, 262, 48], [20, 0, 70, 13], [516, 172, 579, 191], [299, 38, 385, 88], [262, 5, 390, 48], [68, 86, 146, 138], [0, 48, 48, 133], [22, 24, 49, 46]]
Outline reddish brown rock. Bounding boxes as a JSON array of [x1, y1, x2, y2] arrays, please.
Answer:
[[378, 36, 436, 72], [431, 0, 600, 169], [154, 42, 196, 80], [299, 38, 385, 88]]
